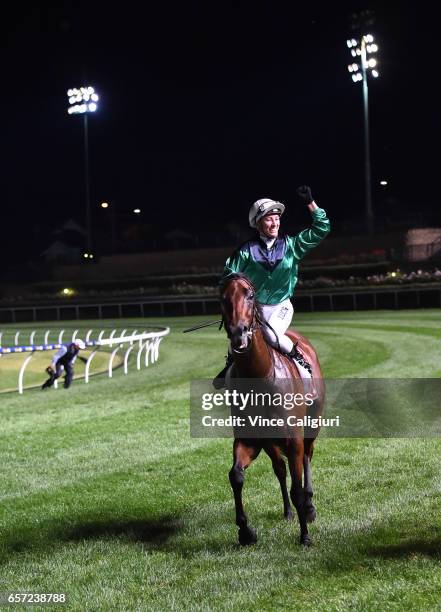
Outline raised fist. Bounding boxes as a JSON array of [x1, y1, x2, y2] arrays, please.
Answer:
[[296, 185, 313, 205]]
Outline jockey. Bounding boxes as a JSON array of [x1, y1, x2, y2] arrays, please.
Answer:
[[213, 185, 330, 387]]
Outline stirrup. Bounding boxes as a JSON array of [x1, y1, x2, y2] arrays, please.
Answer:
[[288, 343, 312, 376], [212, 355, 233, 389]]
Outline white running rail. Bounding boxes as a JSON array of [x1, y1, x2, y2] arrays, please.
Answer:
[[0, 327, 170, 394]]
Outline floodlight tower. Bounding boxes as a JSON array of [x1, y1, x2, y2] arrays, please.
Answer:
[[346, 35, 379, 235], [67, 86, 99, 255]]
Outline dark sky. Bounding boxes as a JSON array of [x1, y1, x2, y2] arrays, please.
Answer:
[[1, 1, 438, 260]]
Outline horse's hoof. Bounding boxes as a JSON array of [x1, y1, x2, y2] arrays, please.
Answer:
[[238, 527, 257, 546], [300, 534, 312, 547], [305, 504, 316, 523], [284, 509, 294, 521]]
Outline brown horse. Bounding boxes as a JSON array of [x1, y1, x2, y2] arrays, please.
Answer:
[[220, 274, 325, 547]]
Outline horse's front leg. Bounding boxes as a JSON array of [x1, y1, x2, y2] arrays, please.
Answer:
[[229, 440, 261, 545], [288, 438, 311, 546], [264, 445, 293, 520]]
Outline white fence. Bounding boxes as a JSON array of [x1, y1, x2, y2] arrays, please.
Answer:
[[0, 326, 170, 394]]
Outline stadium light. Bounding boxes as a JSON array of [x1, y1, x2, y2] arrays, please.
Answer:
[[133, 208, 141, 214], [346, 33, 380, 235], [61, 288, 75, 296], [100, 200, 118, 254], [67, 85, 100, 256]]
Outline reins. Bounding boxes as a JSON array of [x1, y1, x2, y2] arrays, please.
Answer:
[[222, 275, 276, 374]]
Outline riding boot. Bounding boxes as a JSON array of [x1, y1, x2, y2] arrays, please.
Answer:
[[42, 376, 55, 390], [287, 343, 312, 375], [212, 354, 234, 389]]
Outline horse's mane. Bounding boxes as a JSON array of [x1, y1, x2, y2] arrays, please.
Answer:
[[220, 273, 256, 292]]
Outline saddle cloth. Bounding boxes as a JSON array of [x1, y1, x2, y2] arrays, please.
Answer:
[[225, 350, 317, 399]]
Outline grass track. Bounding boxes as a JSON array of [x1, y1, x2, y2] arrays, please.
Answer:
[[1, 310, 441, 611]]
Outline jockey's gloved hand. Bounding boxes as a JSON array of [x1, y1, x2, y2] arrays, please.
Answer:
[[296, 185, 313, 205]]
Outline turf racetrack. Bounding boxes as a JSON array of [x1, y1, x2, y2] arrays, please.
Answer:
[[1, 310, 441, 610]]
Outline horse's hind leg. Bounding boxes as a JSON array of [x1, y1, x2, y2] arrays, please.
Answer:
[[229, 440, 261, 545], [264, 445, 293, 520], [303, 438, 316, 523]]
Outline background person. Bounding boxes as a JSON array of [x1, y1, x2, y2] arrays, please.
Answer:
[[42, 339, 86, 390]]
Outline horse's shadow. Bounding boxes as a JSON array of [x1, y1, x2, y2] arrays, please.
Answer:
[[64, 517, 180, 546], [0, 516, 181, 565], [366, 539, 441, 559]]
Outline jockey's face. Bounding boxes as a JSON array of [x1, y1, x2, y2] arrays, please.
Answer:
[[258, 214, 280, 239]]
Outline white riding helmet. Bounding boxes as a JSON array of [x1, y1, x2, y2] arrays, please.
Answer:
[[249, 198, 285, 229], [73, 339, 86, 350]]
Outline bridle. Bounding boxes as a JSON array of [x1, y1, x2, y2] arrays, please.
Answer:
[[220, 274, 277, 377], [220, 274, 263, 339], [221, 274, 282, 360]]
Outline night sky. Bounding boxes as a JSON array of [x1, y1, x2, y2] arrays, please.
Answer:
[[1, 1, 438, 261]]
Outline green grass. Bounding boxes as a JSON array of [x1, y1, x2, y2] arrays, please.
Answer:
[[1, 310, 441, 611]]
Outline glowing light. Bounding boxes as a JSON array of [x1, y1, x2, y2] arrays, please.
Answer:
[[364, 34, 374, 43], [367, 58, 377, 68], [372, 70, 379, 78], [83, 253, 89, 258], [346, 39, 353, 48], [380, 180, 388, 186], [133, 208, 141, 214], [351, 49, 357, 57], [101, 202, 109, 208], [67, 86, 99, 115], [62, 288, 75, 296], [367, 43, 378, 53]]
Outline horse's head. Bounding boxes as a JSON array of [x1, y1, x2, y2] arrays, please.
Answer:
[[220, 274, 258, 352]]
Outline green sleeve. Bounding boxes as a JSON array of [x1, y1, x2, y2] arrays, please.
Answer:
[[290, 207, 330, 261], [221, 247, 249, 282]]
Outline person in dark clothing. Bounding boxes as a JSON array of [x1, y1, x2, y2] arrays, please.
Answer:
[[42, 339, 86, 389]]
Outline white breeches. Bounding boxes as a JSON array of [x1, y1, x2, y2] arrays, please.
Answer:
[[260, 298, 294, 353]]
